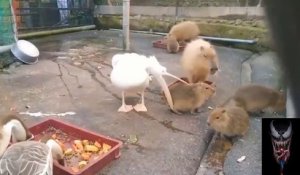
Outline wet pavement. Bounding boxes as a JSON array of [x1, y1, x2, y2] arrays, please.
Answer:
[[0, 30, 268, 175]]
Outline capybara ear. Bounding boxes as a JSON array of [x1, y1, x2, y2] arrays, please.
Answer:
[[200, 46, 204, 51]]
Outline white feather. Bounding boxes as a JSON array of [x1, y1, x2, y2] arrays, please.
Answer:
[[110, 53, 150, 91]]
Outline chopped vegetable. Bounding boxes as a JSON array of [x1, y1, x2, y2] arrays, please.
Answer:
[[51, 134, 57, 139], [94, 141, 101, 148], [78, 161, 88, 169], [74, 140, 84, 151], [74, 140, 82, 145], [72, 144, 81, 153], [98, 150, 104, 155], [82, 140, 89, 146], [64, 148, 73, 156], [102, 143, 112, 153], [39, 127, 116, 169], [85, 145, 99, 152], [81, 152, 91, 160]]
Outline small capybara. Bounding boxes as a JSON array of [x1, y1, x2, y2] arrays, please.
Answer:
[[168, 21, 200, 42], [168, 81, 216, 114], [232, 84, 286, 113], [207, 106, 249, 137]]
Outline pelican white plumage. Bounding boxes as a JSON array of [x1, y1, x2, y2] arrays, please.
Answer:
[[110, 53, 189, 112], [0, 139, 64, 175], [0, 115, 33, 156]]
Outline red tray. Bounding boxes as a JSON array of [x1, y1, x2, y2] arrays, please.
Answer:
[[28, 118, 122, 175], [152, 39, 186, 52]]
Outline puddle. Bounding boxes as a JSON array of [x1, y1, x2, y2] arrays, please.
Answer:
[[205, 137, 233, 168]]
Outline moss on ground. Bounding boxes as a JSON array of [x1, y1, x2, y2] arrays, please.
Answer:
[[0, 52, 15, 69], [198, 22, 269, 52], [96, 15, 270, 52], [94, 0, 260, 7]]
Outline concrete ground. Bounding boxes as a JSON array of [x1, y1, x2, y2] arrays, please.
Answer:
[[0, 30, 279, 175]]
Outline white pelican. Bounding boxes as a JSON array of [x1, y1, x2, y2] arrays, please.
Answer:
[[0, 139, 64, 175], [110, 53, 189, 112], [0, 115, 33, 156]]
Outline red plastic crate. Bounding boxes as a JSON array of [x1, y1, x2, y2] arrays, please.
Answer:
[[152, 39, 186, 52], [28, 118, 122, 175]]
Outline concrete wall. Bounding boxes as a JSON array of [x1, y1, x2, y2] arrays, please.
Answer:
[[94, 5, 264, 17]]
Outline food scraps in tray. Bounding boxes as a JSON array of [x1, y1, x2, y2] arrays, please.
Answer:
[[37, 127, 112, 172], [64, 139, 112, 172]]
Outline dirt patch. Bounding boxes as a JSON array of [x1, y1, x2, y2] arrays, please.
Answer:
[[205, 137, 233, 167]]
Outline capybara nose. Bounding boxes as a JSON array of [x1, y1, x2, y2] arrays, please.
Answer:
[[210, 67, 218, 74], [207, 121, 210, 126]]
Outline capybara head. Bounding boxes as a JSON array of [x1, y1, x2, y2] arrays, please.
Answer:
[[207, 107, 229, 131], [199, 45, 219, 75]]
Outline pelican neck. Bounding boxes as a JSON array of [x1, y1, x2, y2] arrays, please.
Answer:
[[0, 123, 13, 156], [46, 139, 63, 160]]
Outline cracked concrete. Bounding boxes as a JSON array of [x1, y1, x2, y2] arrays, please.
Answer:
[[0, 30, 257, 175]]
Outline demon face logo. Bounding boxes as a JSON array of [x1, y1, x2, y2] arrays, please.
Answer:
[[270, 120, 292, 172]]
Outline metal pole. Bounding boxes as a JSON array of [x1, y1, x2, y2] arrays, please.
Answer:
[[175, 0, 179, 21], [9, 0, 18, 42], [122, 0, 130, 51], [0, 45, 13, 53]]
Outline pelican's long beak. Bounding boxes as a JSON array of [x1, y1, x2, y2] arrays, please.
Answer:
[[156, 75, 174, 110], [46, 139, 64, 161], [163, 72, 189, 85]]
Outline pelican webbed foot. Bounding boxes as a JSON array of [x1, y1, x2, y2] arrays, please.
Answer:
[[118, 105, 133, 112], [133, 104, 147, 112], [118, 91, 133, 112], [134, 91, 147, 112]]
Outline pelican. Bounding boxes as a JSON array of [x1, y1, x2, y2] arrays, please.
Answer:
[[0, 115, 33, 156], [110, 53, 189, 112], [0, 139, 64, 175]]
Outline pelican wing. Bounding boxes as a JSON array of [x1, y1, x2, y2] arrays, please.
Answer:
[[110, 53, 150, 90], [0, 141, 52, 175], [112, 53, 147, 67]]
